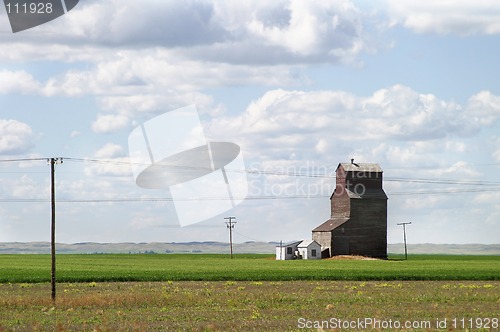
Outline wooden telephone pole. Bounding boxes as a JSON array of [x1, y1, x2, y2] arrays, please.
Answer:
[[49, 158, 63, 301], [224, 217, 236, 259], [397, 222, 411, 260]]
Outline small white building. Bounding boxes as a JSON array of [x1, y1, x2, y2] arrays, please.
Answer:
[[276, 240, 321, 260], [275, 241, 301, 260], [297, 240, 321, 260]]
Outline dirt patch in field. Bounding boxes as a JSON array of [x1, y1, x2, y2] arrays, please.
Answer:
[[326, 255, 380, 260]]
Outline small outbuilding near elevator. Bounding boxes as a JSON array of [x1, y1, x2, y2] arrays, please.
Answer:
[[297, 240, 321, 260], [275, 240, 321, 260]]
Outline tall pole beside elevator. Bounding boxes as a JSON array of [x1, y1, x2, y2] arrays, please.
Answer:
[[224, 216, 236, 259], [49, 157, 63, 301], [397, 222, 411, 260]]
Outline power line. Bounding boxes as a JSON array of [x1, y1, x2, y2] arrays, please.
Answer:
[[2, 186, 500, 204], [63, 158, 500, 186], [5, 157, 500, 185], [2, 157, 500, 202], [0, 158, 47, 163], [232, 230, 263, 243], [389, 187, 500, 196], [0, 195, 323, 203], [385, 177, 500, 186]]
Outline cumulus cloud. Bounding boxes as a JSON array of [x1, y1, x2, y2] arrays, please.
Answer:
[[242, 0, 363, 60], [0, 174, 44, 202], [79, 143, 132, 178], [91, 114, 129, 134], [0, 49, 307, 133], [206, 85, 500, 165], [0, 70, 41, 94], [58, 0, 226, 46], [0, 0, 368, 65], [210, 85, 484, 138], [0, 119, 35, 154], [386, 0, 500, 35], [466, 91, 500, 125], [95, 143, 125, 159], [362, 85, 475, 140], [1, 48, 303, 96]]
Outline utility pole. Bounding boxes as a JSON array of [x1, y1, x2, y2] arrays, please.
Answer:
[[224, 216, 236, 259], [48, 157, 63, 301], [397, 222, 411, 260]]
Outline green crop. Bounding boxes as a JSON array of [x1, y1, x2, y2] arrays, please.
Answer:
[[0, 254, 498, 283]]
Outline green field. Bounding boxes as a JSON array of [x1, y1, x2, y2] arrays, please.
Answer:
[[0, 254, 499, 331], [0, 254, 499, 283]]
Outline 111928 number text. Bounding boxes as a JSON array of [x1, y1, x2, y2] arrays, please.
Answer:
[[6, 2, 53, 14]]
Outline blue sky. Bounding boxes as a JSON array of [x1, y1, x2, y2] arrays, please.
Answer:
[[1, 0, 500, 245]]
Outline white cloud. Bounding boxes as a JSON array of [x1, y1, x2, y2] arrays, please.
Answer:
[[95, 143, 125, 159], [0, 0, 368, 65], [0, 174, 44, 202], [97, 93, 217, 120], [434, 161, 481, 179], [58, 0, 225, 46], [70, 131, 81, 138], [203, 85, 500, 200], [91, 114, 129, 134], [79, 143, 132, 178], [0, 70, 40, 94], [11, 175, 38, 199], [82, 159, 133, 178], [0, 119, 35, 154], [0, 48, 303, 98], [474, 191, 500, 205], [208, 85, 492, 153], [245, 0, 363, 58], [0, 49, 308, 134], [386, 0, 500, 35], [466, 91, 500, 125]]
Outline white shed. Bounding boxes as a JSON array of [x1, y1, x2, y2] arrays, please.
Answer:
[[297, 240, 321, 260], [275, 241, 301, 260]]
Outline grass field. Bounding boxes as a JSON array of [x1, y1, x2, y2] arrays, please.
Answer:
[[0, 254, 498, 331], [0, 254, 499, 283], [0, 280, 498, 331]]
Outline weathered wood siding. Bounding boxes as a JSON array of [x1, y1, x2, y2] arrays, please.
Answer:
[[312, 231, 332, 258], [313, 163, 388, 260], [331, 187, 350, 217], [332, 197, 387, 259]]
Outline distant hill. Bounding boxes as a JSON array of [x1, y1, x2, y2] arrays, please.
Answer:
[[388, 243, 500, 255], [0, 242, 499, 255], [0, 241, 275, 254]]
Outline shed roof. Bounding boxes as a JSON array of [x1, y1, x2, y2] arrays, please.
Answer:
[[338, 162, 382, 173], [275, 240, 302, 248], [297, 240, 320, 248], [312, 217, 349, 232]]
